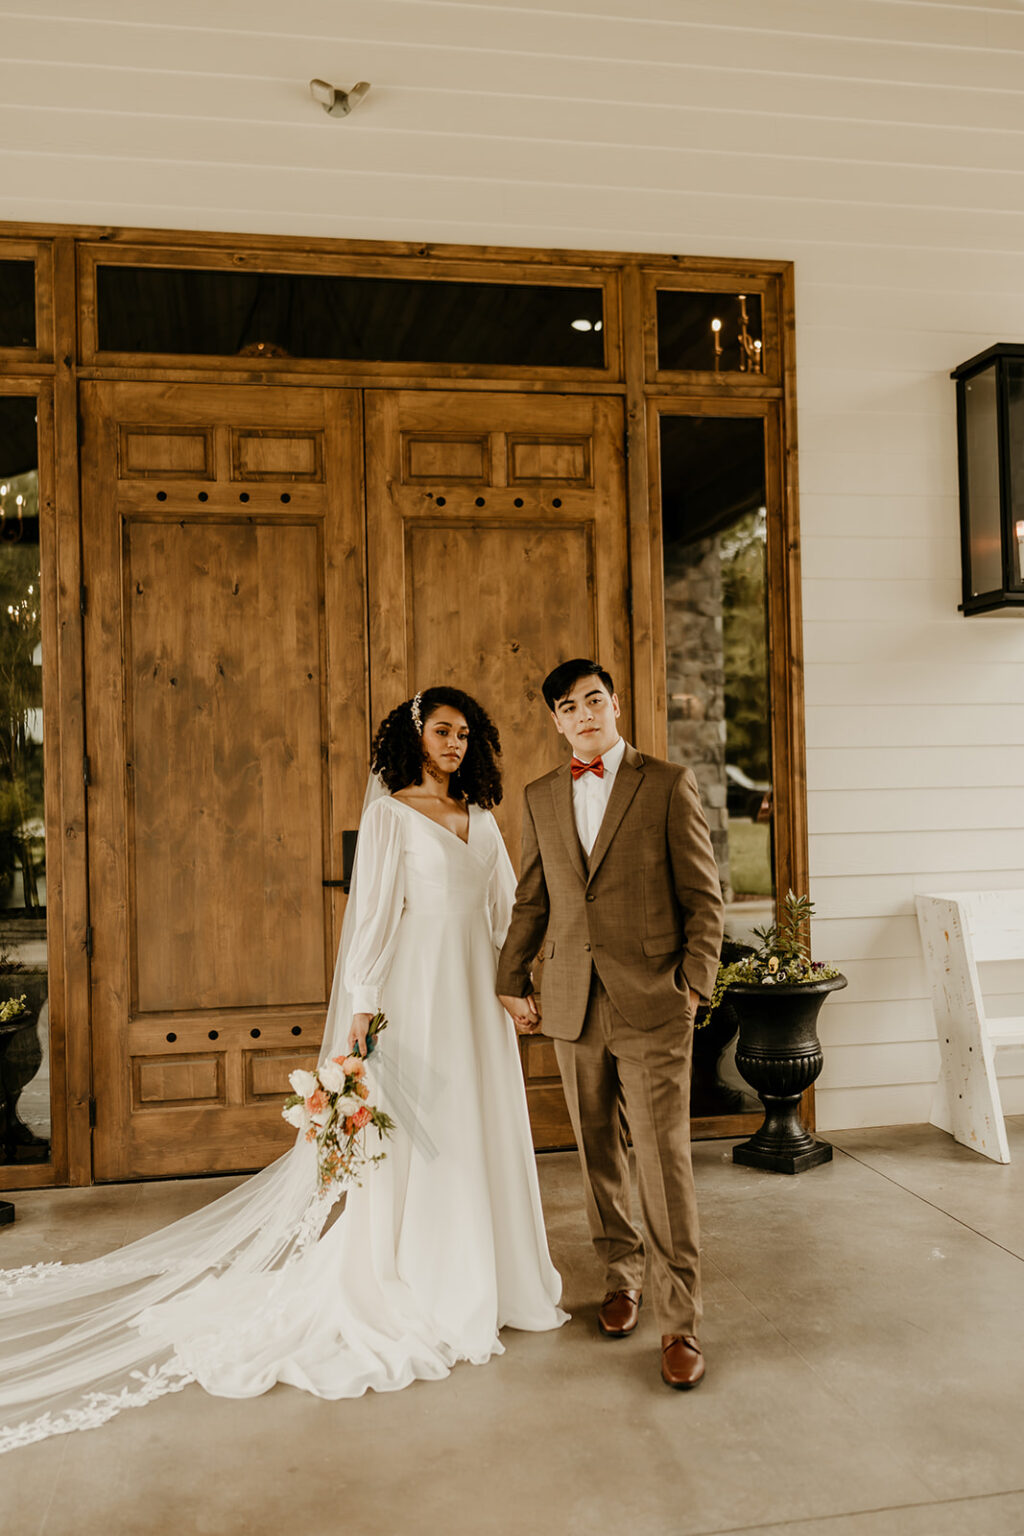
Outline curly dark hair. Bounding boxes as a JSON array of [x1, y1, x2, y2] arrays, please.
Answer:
[[370, 687, 503, 809]]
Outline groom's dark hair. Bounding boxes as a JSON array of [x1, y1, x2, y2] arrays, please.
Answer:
[[542, 659, 615, 712]]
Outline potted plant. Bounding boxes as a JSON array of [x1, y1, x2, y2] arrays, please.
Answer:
[[707, 891, 846, 1173]]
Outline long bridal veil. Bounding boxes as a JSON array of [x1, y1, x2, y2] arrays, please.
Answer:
[[0, 772, 441, 1453]]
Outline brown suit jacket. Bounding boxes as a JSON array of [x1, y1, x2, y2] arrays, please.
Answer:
[[496, 743, 724, 1041]]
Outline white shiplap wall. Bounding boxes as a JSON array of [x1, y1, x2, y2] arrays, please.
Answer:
[[4, 0, 1024, 1129]]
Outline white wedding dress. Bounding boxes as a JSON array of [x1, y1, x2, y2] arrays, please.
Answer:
[[0, 791, 566, 1451]]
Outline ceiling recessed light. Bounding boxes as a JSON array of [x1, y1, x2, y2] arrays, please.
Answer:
[[571, 319, 592, 332]]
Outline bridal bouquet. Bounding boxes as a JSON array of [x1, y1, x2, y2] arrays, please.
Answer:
[[282, 1011, 396, 1193]]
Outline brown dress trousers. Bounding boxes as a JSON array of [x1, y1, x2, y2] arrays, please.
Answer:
[[496, 744, 724, 1334]]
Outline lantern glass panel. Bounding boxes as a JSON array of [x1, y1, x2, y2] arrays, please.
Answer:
[[963, 365, 1002, 597], [1007, 361, 1024, 587]]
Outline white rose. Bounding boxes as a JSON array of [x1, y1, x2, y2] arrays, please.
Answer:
[[288, 1069, 319, 1098], [282, 1103, 308, 1130], [318, 1060, 346, 1094], [335, 1094, 364, 1119], [310, 1106, 331, 1127]]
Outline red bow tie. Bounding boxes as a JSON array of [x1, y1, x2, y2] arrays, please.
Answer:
[[571, 755, 604, 780]]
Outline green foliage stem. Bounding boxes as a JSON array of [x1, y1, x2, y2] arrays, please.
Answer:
[[701, 891, 840, 1026]]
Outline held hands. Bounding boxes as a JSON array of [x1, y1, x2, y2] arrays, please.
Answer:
[[348, 1012, 374, 1057], [499, 993, 543, 1035]]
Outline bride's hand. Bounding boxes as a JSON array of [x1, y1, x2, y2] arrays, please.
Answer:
[[499, 993, 542, 1035], [348, 1012, 374, 1057]]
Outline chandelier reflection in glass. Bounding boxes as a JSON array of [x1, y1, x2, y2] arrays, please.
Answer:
[[711, 295, 763, 375], [0, 481, 29, 543]]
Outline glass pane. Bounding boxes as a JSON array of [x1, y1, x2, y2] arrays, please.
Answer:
[[0, 396, 50, 1166], [1005, 362, 1024, 587], [660, 414, 772, 1119], [657, 289, 763, 374], [96, 266, 606, 368], [0, 261, 36, 349], [963, 365, 1004, 595]]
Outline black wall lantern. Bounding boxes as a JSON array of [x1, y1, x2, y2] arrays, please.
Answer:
[[952, 343, 1024, 615]]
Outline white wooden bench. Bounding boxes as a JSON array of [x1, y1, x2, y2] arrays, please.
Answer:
[[916, 890, 1024, 1163]]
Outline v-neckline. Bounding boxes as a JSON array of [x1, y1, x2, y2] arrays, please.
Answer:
[[392, 796, 473, 848]]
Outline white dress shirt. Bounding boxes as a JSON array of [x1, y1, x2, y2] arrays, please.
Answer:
[[571, 735, 626, 857]]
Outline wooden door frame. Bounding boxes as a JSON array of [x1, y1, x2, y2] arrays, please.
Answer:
[[0, 225, 807, 1183]]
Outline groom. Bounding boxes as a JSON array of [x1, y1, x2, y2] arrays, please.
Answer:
[[497, 659, 723, 1389]]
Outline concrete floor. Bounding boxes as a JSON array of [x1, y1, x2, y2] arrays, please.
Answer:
[[4, 1121, 1024, 1536]]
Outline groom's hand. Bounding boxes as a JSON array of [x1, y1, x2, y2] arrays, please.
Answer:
[[499, 993, 542, 1035]]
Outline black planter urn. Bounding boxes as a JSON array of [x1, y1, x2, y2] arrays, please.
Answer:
[[728, 973, 847, 1174]]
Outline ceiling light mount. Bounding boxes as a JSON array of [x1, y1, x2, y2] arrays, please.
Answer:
[[309, 78, 371, 118]]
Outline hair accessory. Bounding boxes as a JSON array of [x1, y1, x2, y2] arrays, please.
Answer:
[[410, 692, 423, 735]]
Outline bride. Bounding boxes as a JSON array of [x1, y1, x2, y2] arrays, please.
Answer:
[[0, 687, 566, 1453]]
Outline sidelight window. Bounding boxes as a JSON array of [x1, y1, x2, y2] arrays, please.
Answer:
[[0, 394, 50, 1168], [659, 411, 775, 1123]]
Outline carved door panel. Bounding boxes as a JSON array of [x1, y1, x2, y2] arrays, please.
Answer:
[[365, 390, 629, 1147], [82, 382, 366, 1179]]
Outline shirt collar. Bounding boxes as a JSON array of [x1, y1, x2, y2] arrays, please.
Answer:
[[574, 736, 625, 775], [602, 736, 626, 775]]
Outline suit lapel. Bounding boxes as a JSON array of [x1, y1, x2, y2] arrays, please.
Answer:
[[551, 763, 587, 884], [586, 744, 644, 885]]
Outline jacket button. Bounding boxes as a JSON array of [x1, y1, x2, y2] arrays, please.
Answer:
[[586, 893, 595, 902]]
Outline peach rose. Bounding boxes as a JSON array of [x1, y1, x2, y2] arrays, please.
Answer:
[[342, 1055, 366, 1078]]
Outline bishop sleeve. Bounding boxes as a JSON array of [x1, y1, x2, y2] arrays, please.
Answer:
[[486, 813, 518, 956], [342, 797, 406, 1015], [495, 790, 550, 999]]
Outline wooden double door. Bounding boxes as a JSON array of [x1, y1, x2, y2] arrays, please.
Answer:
[[81, 382, 628, 1179]]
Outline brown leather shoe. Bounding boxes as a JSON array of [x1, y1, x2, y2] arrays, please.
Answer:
[[598, 1288, 643, 1337], [661, 1334, 705, 1390]]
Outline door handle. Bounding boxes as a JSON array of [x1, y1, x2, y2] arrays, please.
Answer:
[[323, 830, 359, 894]]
